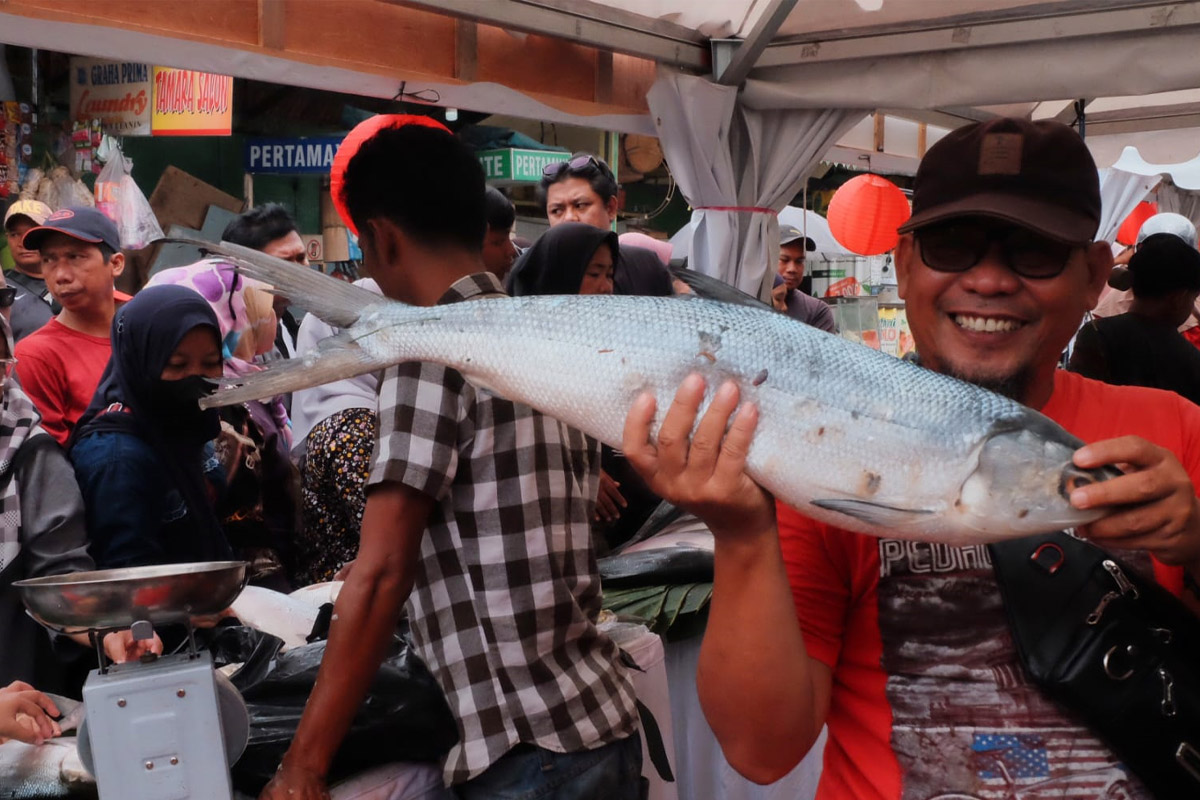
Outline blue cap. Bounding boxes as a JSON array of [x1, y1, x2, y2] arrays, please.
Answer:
[[22, 207, 121, 252]]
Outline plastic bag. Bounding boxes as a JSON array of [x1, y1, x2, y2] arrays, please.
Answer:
[[95, 154, 163, 249], [35, 165, 93, 211], [55, 165, 94, 209], [209, 624, 459, 795]]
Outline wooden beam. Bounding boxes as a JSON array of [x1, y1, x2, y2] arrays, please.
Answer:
[[917, 122, 927, 157], [454, 19, 477, 82], [0, 0, 655, 121], [394, 0, 708, 71], [259, 0, 286, 49], [873, 112, 885, 153], [595, 50, 613, 105]]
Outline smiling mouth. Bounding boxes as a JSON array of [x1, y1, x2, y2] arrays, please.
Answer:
[[953, 314, 1025, 333]]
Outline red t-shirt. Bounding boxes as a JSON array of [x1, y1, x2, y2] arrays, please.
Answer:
[[779, 369, 1200, 800], [14, 318, 111, 446]]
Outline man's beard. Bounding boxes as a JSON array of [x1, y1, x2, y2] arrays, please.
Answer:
[[912, 354, 1033, 402], [945, 365, 1032, 402]]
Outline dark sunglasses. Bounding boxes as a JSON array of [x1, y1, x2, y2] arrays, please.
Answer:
[[542, 154, 609, 181], [916, 221, 1078, 279], [0, 287, 16, 309]]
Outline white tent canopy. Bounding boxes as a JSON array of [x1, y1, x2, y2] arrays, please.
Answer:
[[399, 1, 1200, 294], [401, 1, 1200, 165]]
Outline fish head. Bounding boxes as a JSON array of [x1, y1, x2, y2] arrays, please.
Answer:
[[955, 417, 1121, 539]]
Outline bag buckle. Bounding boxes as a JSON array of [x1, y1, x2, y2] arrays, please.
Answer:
[[1030, 542, 1066, 574], [1160, 667, 1177, 717], [1102, 644, 1138, 680], [1177, 742, 1200, 784]]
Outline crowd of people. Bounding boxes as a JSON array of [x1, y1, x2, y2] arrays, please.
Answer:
[[0, 112, 1197, 800]]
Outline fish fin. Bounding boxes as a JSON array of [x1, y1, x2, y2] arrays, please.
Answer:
[[200, 332, 386, 408], [810, 498, 935, 528], [670, 266, 773, 311], [612, 501, 684, 553], [160, 237, 383, 328]]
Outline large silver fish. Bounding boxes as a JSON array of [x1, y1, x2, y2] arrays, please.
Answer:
[[185, 240, 1116, 545], [0, 739, 93, 799]]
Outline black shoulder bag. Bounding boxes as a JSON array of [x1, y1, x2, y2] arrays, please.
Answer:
[[990, 532, 1200, 799]]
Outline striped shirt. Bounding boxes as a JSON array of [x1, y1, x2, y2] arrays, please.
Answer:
[[368, 271, 638, 784]]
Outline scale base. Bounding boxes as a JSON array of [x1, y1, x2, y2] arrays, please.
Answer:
[[79, 651, 248, 800]]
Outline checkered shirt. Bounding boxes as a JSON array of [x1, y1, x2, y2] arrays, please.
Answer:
[[368, 272, 639, 785]]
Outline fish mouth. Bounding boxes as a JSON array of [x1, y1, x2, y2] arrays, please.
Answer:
[[952, 314, 1026, 333], [1059, 462, 1123, 499]]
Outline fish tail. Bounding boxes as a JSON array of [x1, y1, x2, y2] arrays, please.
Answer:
[[160, 237, 383, 328], [200, 332, 387, 407]]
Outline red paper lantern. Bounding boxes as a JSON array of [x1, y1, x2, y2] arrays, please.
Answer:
[[1115, 201, 1158, 246], [329, 114, 450, 235], [827, 174, 911, 256]]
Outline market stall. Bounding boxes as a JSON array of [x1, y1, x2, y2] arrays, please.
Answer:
[[8, 4, 1200, 800]]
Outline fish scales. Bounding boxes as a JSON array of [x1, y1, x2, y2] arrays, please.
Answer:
[[187, 242, 1116, 545], [0, 740, 94, 799]]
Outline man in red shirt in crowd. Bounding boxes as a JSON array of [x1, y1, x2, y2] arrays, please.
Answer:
[[15, 207, 124, 446], [622, 118, 1200, 800]]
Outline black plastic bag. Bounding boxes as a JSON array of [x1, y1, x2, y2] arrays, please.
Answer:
[[210, 624, 459, 794]]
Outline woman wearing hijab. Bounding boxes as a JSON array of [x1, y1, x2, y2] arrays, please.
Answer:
[[70, 285, 230, 568], [508, 223, 661, 550], [508, 221, 617, 297], [147, 260, 297, 588]]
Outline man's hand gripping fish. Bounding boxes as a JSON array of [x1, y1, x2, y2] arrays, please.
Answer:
[[184, 239, 1117, 546]]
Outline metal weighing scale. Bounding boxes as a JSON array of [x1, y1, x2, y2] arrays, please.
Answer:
[[15, 561, 251, 800]]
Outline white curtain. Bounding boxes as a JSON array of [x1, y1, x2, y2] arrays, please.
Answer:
[[647, 70, 865, 298], [1155, 182, 1200, 226], [1096, 168, 1160, 244]]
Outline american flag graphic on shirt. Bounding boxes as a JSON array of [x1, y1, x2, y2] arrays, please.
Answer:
[[970, 731, 1134, 798], [876, 538, 1150, 800]]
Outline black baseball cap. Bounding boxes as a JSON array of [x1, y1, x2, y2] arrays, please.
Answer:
[[898, 117, 1101, 245], [780, 225, 816, 251], [1124, 232, 1200, 295], [22, 206, 121, 252]]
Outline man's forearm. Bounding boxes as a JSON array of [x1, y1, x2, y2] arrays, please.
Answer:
[[697, 521, 825, 784], [281, 560, 411, 775]]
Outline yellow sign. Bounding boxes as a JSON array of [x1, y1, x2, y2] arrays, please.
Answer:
[[151, 67, 232, 136]]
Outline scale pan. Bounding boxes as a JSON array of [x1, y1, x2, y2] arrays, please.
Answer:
[[15, 561, 248, 631]]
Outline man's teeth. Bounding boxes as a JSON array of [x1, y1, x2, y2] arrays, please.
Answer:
[[954, 315, 1023, 333]]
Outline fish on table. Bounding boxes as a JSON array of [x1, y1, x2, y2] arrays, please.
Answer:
[[174, 239, 1118, 546], [0, 739, 93, 799]]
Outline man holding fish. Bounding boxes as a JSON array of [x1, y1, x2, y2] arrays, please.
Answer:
[[624, 117, 1200, 799]]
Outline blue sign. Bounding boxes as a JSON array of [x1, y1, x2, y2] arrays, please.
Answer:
[[244, 136, 343, 174]]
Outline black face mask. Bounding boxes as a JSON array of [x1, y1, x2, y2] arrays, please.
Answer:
[[152, 375, 217, 412]]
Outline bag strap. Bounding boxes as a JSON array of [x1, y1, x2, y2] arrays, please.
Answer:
[[619, 648, 675, 783]]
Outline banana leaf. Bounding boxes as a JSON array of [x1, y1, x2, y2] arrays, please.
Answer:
[[603, 582, 713, 641]]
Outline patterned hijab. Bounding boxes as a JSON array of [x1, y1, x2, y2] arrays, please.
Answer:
[[0, 314, 46, 572]]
